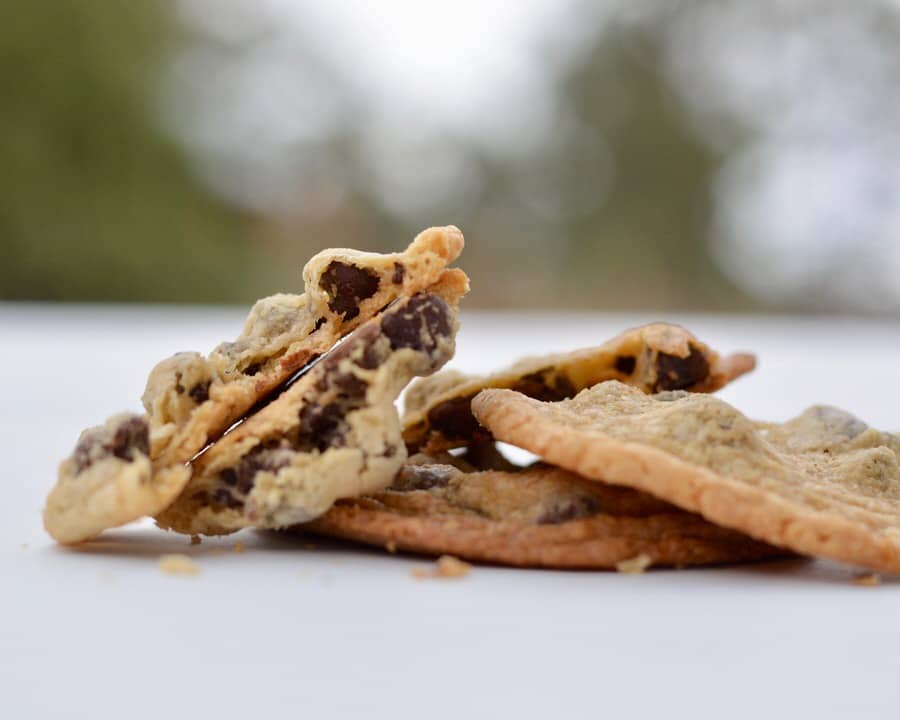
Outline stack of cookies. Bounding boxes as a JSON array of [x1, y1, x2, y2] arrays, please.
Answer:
[[45, 228, 900, 576]]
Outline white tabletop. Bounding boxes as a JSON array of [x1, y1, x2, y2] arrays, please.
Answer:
[[3, 303, 899, 720]]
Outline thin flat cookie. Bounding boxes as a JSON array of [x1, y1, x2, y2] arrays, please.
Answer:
[[472, 381, 900, 573], [156, 276, 465, 536], [402, 323, 755, 452], [300, 462, 786, 569]]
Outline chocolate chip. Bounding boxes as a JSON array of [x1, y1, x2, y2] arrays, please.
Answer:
[[653, 346, 710, 392], [392, 262, 405, 284], [323, 323, 382, 371], [110, 417, 150, 461], [391, 464, 458, 491], [512, 369, 577, 402], [174, 371, 185, 395], [218, 448, 293, 498], [614, 355, 636, 375], [74, 416, 150, 472], [536, 496, 600, 525], [382, 295, 451, 352], [319, 261, 380, 320], [313, 317, 327, 332], [211, 488, 242, 509], [331, 372, 369, 400], [72, 439, 95, 473], [189, 381, 211, 404], [427, 396, 482, 441], [297, 403, 347, 452], [244, 362, 262, 376]]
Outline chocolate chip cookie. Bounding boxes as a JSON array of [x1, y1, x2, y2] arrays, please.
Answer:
[[46, 228, 465, 544], [402, 322, 755, 452], [144, 226, 465, 469], [156, 276, 466, 536], [300, 461, 786, 569], [473, 381, 900, 573]]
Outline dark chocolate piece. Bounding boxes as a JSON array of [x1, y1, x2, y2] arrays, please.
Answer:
[[319, 261, 380, 320], [653, 345, 710, 391], [614, 355, 636, 375]]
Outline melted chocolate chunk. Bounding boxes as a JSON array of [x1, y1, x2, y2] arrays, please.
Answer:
[[111, 417, 149, 461], [331, 372, 369, 400], [319, 262, 380, 320], [244, 362, 262, 376], [391, 464, 458, 491], [614, 355, 636, 375], [73, 417, 150, 473], [313, 317, 327, 332], [297, 403, 348, 452], [188, 381, 211, 404], [512, 369, 577, 402], [536, 496, 600, 525], [392, 262, 405, 284], [382, 295, 451, 353], [237, 451, 289, 493], [217, 448, 293, 500], [653, 346, 710, 392], [427, 396, 482, 441]]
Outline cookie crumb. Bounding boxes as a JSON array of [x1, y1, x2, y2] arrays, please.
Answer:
[[412, 555, 471, 579], [304, 543, 317, 551], [190, 535, 202, 546], [616, 553, 653, 574], [159, 554, 201, 577], [233, 541, 246, 553], [385, 540, 397, 554], [854, 573, 881, 587]]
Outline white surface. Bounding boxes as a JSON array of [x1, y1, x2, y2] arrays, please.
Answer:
[[3, 303, 900, 719]]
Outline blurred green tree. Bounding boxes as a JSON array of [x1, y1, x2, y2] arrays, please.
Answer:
[[0, 0, 257, 302]]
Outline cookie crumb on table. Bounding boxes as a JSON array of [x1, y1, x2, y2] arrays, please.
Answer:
[[190, 535, 201, 546], [616, 553, 653, 574], [853, 573, 881, 587], [412, 555, 471, 579], [385, 540, 397, 554], [158, 554, 201, 576], [233, 541, 246, 553]]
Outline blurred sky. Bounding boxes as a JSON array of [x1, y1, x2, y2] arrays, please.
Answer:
[[3, 0, 899, 313]]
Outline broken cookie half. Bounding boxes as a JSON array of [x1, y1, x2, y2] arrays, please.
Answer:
[[156, 275, 466, 536], [297, 460, 786, 569], [144, 225, 464, 470], [402, 322, 755, 453], [473, 381, 900, 574]]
